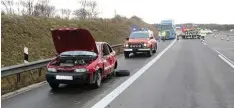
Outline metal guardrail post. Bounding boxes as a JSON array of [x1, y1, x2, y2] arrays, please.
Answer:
[[39, 68, 42, 76], [16, 73, 21, 82]]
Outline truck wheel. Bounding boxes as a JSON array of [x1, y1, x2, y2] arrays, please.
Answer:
[[124, 52, 130, 58], [49, 82, 59, 89], [91, 71, 102, 89], [147, 47, 153, 57], [153, 44, 157, 53]]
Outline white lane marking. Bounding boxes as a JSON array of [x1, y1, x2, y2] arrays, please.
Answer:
[[203, 42, 207, 45], [212, 48, 234, 65], [212, 47, 234, 50], [218, 55, 234, 68], [204, 42, 234, 66], [91, 40, 176, 108]]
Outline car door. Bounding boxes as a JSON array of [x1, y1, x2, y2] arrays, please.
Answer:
[[102, 43, 112, 76], [149, 33, 156, 48], [106, 43, 116, 71]]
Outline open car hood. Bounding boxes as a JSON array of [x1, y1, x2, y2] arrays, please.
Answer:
[[51, 28, 98, 54]]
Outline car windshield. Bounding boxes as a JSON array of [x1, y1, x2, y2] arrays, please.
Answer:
[[129, 32, 149, 39], [60, 51, 97, 57]]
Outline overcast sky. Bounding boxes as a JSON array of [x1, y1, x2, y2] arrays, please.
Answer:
[[3, 0, 234, 24]]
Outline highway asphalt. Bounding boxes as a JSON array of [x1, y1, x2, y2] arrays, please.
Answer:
[[106, 39, 234, 108], [2, 38, 234, 108]]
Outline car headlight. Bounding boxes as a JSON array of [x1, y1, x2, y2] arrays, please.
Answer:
[[143, 43, 147, 47], [75, 68, 88, 72], [47, 68, 57, 72]]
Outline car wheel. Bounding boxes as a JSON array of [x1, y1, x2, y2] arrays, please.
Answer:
[[153, 44, 157, 53], [111, 69, 116, 77], [124, 52, 130, 58], [91, 71, 102, 89], [147, 47, 153, 57], [49, 82, 59, 89], [116, 70, 130, 76]]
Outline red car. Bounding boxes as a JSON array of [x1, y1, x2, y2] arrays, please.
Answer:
[[46, 28, 118, 89], [124, 30, 157, 58]]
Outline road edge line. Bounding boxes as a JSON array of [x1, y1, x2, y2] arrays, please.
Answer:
[[204, 41, 234, 67], [218, 55, 234, 68], [212, 48, 234, 65], [91, 39, 176, 108], [1, 81, 47, 101]]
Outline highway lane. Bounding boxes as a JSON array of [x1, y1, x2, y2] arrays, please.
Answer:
[[2, 40, 173, 108], [205, 31, 234, 62], [105, 39, 234, 108]]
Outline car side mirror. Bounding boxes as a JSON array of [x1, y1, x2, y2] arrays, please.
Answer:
[[150, 37, 153, 39], [126, 38, 129, 40]]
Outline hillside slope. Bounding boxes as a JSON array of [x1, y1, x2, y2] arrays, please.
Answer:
[[1, 15, 158, 67]]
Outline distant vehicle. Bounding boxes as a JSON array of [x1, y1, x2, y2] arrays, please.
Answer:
[[230, 29, 234, 32], [180, 24, 201, 39], [46, 28, 118, 89], [206, 29, 213, 34], [175, 26, 183, 36], [123, 29, 157, 58], [157, 20, 176, 40], [199, 29, 207, 39]]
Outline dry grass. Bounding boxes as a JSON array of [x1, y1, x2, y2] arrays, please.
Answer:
[[1, 15, 158, 67]]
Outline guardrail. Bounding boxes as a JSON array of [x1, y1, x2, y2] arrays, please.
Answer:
[[1, 44, 123, 77], [1, 44, 123, 94]]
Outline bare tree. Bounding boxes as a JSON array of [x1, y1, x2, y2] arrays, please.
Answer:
[[131, 15, 142, 21], [77, 0, 89, 19], [44, 5, 56, 17], [61, 9, 66, 18], [74, 0, 99, 19], [15, 1, 21, 15], [20, 0, 35, 15], [64, 9, 71, 19], [1, 10, 5, 15], [1, 0, 15, 14], [87, 0, 98, 18], [73, 8, 89, 19], [79, 0, 87, 10], [61, 8, 71, 19], [32, 0, 55, 17]]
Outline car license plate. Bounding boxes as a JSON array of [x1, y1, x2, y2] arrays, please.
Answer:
[[56, 75, 73, 80]]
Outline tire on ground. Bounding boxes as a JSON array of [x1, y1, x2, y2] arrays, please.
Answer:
[[49, 83, 59, 89], [116, 70, 130, 76]]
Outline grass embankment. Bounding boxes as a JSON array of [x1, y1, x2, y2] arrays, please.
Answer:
[[1, 15, 158, 67]]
